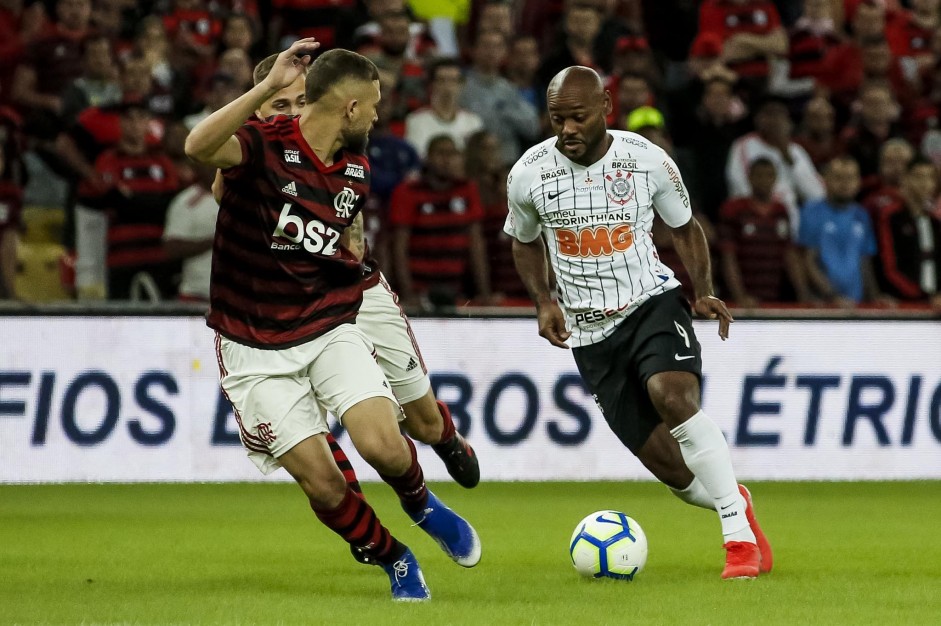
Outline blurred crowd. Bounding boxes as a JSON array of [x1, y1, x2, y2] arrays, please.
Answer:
[[0, 0, 940, 311]]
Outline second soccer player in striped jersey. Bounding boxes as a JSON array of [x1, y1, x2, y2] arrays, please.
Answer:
[[185, 41, 480, 601], [505, 66, 773, 580]]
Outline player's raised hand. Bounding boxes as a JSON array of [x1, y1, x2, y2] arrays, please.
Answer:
[[694, 295, 733, 341], [262, 38, 320, 91], [537, 302, 572, 349]]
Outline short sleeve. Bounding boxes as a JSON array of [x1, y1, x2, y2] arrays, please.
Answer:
[[222, 122, 264, 177], [651, 153, 693, 228], [503, 166, 541, 243]]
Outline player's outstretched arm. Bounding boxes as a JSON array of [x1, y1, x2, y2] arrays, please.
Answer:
[[512, 238, 571, 349], [184, 38, 320, 168], [671, 217, 733, 340]]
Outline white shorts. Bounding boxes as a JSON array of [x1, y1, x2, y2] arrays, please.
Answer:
[[215, 324, 400, 475], [357, 274, 431, 405]]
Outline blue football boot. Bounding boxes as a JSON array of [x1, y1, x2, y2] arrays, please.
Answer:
[[380, 548, 431, 602], [407, 490, 482, 567]]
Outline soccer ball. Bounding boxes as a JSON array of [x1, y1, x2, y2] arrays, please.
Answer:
[[569, 510, 648, 580]]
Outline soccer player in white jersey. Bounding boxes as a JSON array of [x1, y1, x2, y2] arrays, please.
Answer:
[[505, 66, 773, 579]]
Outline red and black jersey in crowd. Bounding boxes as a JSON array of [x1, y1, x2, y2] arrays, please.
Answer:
[[885, 12, 935, 59], [718, 196, 794, 302], [21, 24, 91, 97], [697, 0, 782, 78], [862, 180, 903, 221], [210, 115, 371, 349], [482, 200, 528, 302], [68, 105, 164, 164], [787, 22, 843, 81], [876, 202, 941, 300], [387, 177, 483, 298], [271, 0, 356, 49], [163, 8, 223, 48], [76, 147, 181, 270]]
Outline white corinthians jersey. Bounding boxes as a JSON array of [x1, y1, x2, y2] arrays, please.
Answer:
[[504, 131, 692, 347]]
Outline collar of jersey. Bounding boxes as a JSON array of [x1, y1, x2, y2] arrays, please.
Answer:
[[292, 116, 348, 174]]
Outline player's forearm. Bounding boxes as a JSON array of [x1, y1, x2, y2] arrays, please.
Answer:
[[184, 81, 278, 163], [720, 252, 749, 302], [341, 214, 366, 261], [468, 224, 492, 298], [671, 218, 715, 299], [512, 238, 553, 307], [392, 229, 415, 298]]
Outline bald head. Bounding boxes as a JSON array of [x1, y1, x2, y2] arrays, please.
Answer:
[[547, 66, 605, 101], [546, 66, 612, 165]]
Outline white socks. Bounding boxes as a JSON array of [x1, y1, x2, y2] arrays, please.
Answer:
[[669, 477, 713, 509], [670, 410, 755, 543]]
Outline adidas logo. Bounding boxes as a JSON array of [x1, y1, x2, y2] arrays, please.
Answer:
[[405, 357, 419, 372], [281, 181, 297, 196]]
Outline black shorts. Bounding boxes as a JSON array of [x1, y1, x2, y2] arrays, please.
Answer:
[[573, 289, 703, 454]]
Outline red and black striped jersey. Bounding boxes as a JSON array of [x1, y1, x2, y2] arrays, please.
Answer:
[[209, 115, 372, 348], [76, 147, 181, 269], [697, 0, 782, 78]]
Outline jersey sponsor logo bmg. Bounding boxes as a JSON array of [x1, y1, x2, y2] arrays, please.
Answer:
[[556, 223, 634, 257]]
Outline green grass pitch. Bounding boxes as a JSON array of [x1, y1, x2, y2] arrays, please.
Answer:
[[1, 481, 939, 625]]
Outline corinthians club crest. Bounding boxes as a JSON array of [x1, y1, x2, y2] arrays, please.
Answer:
[[604, 170, 635, 206]]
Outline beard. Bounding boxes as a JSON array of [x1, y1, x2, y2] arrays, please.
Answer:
[[343, 127, 370, 154]]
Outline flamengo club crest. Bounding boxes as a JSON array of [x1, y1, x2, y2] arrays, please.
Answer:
[[334, 186, 359, 218], [605, 170, 635, 206]]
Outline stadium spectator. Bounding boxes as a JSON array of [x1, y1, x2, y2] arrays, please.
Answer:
[[215, 48, 253, 90], [460, 30, 540, 166], [357, 6, 437, 62], [11, 0, 93, 138], [388, 134, 491, 308], [130, 15, 183, 118], [727, 97, 825, 228], [537, 3, 603, 91], [795, 95, 840, 169], [786, 0, 844, 85], [694, 0, 788, 91], [885, 0, 938, 74], [840, 82, 903, 178], [798, 155, 890, 306], [74, 100, 181, 300], [59, 35, 121, 127], [219, 12, 256, 55], [162, 0, 223, 57], [162, 162, 217, 303], [505, 35, 543, 111], [609, 34, 661, 89], [360, 10, 429, 136], [0, 140, 21, 300], [363, 70, 422, 272], [614, 72, 654, 130], [0, 0, 46, 106], [862, 138, 914, 216], [183, 72, 241, 130], [404, 57, 482, 158], [674, 77, 748, 222], [464, 129, 526, 302], [876, 158, 941, 305], [718, 157, 810, 306], [269, 0, 356, 50]]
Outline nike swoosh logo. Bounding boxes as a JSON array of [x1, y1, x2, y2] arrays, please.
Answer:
[[547, 191, 565, 200], [720, 503, 734, 510], [674, 354, 695, 361]]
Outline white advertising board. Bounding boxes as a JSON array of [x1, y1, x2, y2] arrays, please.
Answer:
[[1, 317, 939, 482]]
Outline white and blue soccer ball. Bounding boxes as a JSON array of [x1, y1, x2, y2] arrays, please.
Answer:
[[569, 510, 648, 580]]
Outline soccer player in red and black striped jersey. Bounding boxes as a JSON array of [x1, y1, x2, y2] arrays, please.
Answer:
[[185, 41, 480, 601]]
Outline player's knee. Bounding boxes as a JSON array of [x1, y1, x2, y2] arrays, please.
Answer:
[[648, 377, 700, 426], [358, 436, 410, 476], [300, 470, 347, 510]]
